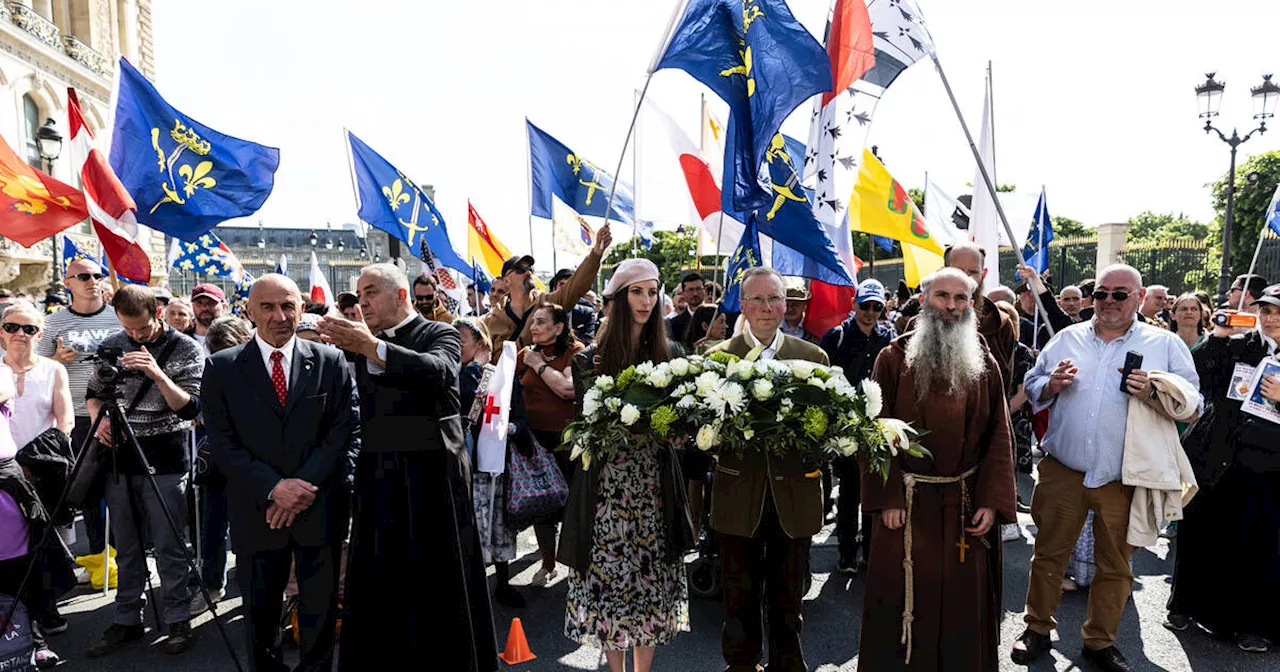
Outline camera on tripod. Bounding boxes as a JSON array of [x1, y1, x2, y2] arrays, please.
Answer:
[[94, 345, 143, 388]]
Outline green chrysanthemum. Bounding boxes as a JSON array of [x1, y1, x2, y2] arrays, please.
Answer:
[[615, 366, 637, 390], [802, 406, 828, 439], [650, 405, 678, 437]]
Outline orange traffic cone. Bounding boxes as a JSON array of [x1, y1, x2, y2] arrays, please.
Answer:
[[499, 617, 536, 665]]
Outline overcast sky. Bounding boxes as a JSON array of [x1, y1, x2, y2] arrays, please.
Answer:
[[151, 0, 1280, 263]]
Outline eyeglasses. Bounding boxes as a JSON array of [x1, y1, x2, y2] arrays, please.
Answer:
[[742, 295, 786, 307], [70, 272, 106, 282], [414, 294, 436, 303], [2, 323, 39, 335], [1091, 290, 1132, 303], [858, 301, 884, 312]]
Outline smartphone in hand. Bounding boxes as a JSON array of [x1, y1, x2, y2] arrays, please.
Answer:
[[1120, 351, 1144, 394]]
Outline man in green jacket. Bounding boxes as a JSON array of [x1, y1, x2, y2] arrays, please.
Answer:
[[707, 267, 829, 672]]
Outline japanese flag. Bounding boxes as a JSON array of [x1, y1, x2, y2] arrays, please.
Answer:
[[308, 250, 333, 304], [476, 341, 518, 474]]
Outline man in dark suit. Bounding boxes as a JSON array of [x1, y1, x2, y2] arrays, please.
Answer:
[[202, 274, 358, 672], [317, 263, 497, 672], [666, 271, 706, 342], [707, 267, 830, 672]]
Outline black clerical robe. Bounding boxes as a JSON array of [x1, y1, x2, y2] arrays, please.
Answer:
[[340, 314, 498, 672]]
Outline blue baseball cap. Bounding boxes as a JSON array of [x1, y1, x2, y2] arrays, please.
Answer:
[[856, 279, 886, 305]]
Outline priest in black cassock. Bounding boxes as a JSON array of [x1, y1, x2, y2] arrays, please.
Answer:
[[317, 263, 498, 672]]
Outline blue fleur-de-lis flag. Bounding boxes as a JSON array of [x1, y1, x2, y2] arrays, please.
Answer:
[[346, 130, 473, 276], [170, 230, 249, 285], [108, 58, 279, 242], [527, 121, 634, 225], [59, 236, 96, 276], [653, 0, 831, 213], [1022, 187, 1054, 274], [722, 215, 762, 312]]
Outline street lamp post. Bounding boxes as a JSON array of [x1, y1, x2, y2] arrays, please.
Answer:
[[36, 118, 63, 291], [1196, 72, 1280, 299]]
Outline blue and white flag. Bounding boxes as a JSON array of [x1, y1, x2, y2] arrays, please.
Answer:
[[109, 58, 279, 241], [59, 236, 96, 276], [346, 130, 472, 276], [527, 121, 634, 225], [1266, 183, 1280, 238], [170, 230, 249, 285], [275, 253, 287, 276], [637, 220, 655, 249]]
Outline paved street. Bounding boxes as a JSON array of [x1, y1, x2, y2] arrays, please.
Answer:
[[42, 472, 1275, 671]]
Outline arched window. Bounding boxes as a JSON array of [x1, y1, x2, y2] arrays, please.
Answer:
[[22, 94, 42, 169]]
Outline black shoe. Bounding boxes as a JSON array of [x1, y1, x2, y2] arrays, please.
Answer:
[[1016, 498, 1032, 514], [1081, 645, 1133, 672], [86, 623, 146, 658], [494, 585, 527, 609], [38, 613, 68, 635], [1237, 634, 1270, 653], [836, 554, 858, 576], [1010, 628, 1052, 664], [162, 620, 194, 655], [1163, 612, 1191, 632]]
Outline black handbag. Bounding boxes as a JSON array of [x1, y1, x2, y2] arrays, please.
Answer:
[[65, 339, 178, 510]]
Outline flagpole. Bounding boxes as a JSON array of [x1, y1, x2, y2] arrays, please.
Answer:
[[342, 128, 368, 245], [930, 53, 1055, 337], [604, 72, 656, 255], [1238, 224, 1270, 311]]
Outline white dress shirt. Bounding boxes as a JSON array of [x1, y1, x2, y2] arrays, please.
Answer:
[[743, 327, 783, 361], [1259, 328, 1278, 356], [368, 312, 419, 374], [254, 332, 296, 394]]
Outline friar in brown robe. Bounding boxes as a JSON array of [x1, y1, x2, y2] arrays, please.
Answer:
[[858, 267, 1017, 672]]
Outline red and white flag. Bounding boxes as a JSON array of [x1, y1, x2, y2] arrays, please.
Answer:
[[68, 87, 150, 283], [308, 250, 333, 304], [475, 342, 517, 474]]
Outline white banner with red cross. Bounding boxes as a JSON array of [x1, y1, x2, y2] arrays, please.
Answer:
[[476, 341, 517, 474]]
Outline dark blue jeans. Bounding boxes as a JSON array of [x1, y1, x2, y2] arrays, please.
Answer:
[[198, 480, 230, 590], [71, 416, 107, 555]]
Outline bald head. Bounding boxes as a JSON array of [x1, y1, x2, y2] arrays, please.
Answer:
[[987, 286, 1016, 304], [247, 274, 302, 347], [1097, 264, 1142, 291]]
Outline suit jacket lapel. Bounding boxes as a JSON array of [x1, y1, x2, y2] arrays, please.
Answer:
[[723, 334, 751, 358], [237, 339, 283, 418], [284, 339, 315, 418]]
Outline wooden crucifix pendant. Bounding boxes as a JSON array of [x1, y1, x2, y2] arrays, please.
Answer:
[[957, 534, 970, 563]]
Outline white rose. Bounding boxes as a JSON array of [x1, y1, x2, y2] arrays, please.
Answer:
[[751, 379, 774, 401], [695, 425, 719, 451], [807, 377, 826, 390], [619, 404, 641, 426], [835, 436, 858, 457], [669, 358, 690, 377], [789, 361, 816, 380], [605, 397, 622, 412], [677, 394, 698, 409], [695, 371, 721, 395], [688, 360, 704, 375], [647, 368, 673, 388], [726, 359, 754, 381], [594, 375, 615, 392], [759, 359, 790, 377], [634, 361, 655, 377], [861, 379, 884, 418]]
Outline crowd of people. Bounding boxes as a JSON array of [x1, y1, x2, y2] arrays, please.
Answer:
[[0, 227, 1277, 672]]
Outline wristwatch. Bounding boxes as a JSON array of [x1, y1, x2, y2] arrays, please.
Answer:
[[537, 362, 549, 376]]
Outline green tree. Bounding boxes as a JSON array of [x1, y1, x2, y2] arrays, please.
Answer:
[[1211, 150, 1280, 284], [602, 229, 713, 287], [1126, 211, 1210, 242]]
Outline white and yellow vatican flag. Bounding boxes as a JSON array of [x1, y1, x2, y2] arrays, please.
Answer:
[[476, 341, 518, 474]]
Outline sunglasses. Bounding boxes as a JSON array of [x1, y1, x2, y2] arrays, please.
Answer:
[[70, 272, 106, 282], [414, 294, 436, 303], [858, 301, 884, 312], [1091, 290, 1132, 303], [2, 323, 39, 335]]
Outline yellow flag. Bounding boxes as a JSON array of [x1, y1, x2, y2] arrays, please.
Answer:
[[848, 148, 944, 285], [467, 202, 512, 278]]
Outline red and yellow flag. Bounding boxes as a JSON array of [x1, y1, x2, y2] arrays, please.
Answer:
[[0, 132, 87, 247], [467, 201, 512, 278], [848, 148, 944, 286]]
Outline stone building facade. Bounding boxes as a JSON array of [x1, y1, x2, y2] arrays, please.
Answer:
[[0, 0, 162, 294]]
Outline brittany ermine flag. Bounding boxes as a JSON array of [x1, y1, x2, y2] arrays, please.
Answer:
[[69, 87, 151, 283]]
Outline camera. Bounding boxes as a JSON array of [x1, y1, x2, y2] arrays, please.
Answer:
[[94, 345, 143, 387]]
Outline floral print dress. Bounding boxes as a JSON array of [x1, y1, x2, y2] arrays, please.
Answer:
[[563, 441, 689, 650]]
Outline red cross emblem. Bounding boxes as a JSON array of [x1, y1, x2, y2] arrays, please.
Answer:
[[483, 395, 502, 425]]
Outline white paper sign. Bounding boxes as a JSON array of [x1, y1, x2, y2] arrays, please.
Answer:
[[1227, 363, 1257, 401], [476, 341, 517, 474], [1240, 356, 1280, 424]]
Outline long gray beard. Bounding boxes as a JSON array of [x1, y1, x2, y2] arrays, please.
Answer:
[[905, 304, 987, 398]]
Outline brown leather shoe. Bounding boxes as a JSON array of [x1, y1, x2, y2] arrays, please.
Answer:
[[1011, 628, 1052, 664], [1081, 645, 1133, 672]]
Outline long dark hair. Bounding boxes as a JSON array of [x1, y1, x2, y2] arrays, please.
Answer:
[[1170, 293, 1205, 336], [531, 302, 576, 357], [683, 304, 719, 349], [596, 281, 671, 375]]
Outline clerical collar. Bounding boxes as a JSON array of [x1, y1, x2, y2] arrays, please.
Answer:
[[743, 327, 782, 354], [381, 312, 418, 338]]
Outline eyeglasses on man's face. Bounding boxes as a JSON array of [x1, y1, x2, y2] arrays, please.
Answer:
[[742, 294, 786, 307]]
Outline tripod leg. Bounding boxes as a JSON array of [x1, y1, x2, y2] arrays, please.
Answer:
[[102, 504, 111, 597]]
